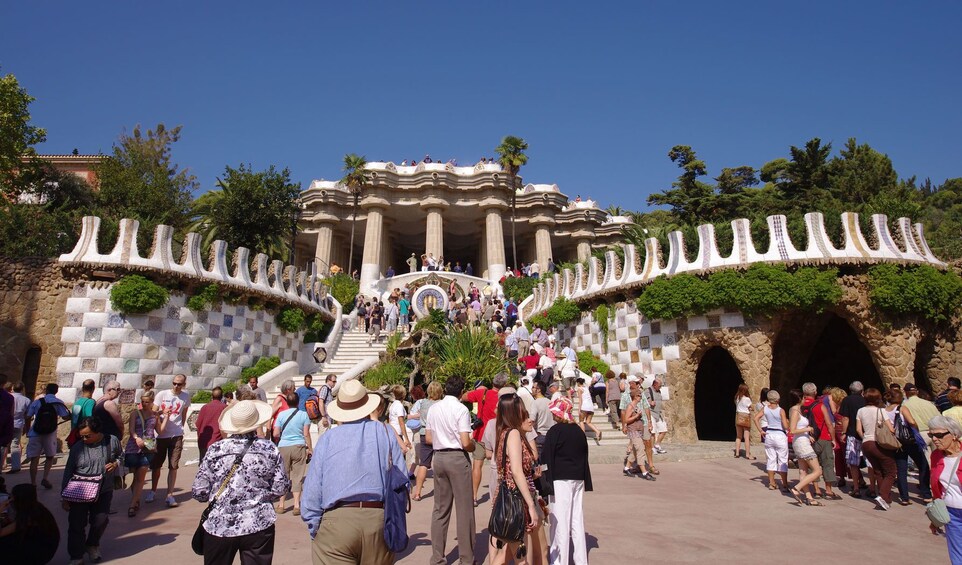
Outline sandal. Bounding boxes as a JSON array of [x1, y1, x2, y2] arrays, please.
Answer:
[[789, 488, 805, 504], [768, 484, 778, 491], [806, 496, 824, 507], [127, 505, 138, 518], [825, 493, 842, 501], [649, 467, 660, 475]]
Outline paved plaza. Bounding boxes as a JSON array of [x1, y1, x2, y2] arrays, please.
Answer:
[[20, 443, 948, 564]]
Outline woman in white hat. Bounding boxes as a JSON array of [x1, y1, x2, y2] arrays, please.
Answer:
[[192, 400, 291, 565]]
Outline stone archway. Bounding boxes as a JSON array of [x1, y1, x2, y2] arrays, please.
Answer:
[[21, 346, 41, 397], [694, 346, 745, 441]]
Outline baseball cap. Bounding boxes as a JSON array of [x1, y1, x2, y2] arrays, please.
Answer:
[[903, 383, 917, 392], [626, 375, 640, 383]]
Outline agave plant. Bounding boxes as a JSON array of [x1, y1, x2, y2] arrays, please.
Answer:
[[432, 326, 509, 386]]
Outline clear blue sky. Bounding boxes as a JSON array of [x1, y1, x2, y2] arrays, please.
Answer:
[[3, 1, 960, 211]]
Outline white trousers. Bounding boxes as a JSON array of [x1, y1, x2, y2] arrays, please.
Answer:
[[549, 479, 587, 565], [764, 432, 789, 473]]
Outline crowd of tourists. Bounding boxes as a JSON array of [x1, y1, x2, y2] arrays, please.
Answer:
[[737, 377, 962, 562]]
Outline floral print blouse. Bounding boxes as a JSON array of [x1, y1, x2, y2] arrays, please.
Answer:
[[191, 434, 291, 538]]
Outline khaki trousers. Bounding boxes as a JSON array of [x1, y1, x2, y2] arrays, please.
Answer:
[[312, 507, 393, 565], [431, 450, 476, 565]]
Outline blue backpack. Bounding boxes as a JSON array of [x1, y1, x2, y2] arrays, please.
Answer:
[[381, 424, 411, 552]]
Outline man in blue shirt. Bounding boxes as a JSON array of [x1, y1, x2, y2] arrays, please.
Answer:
[[301, 379, 406, 564], [25, 383, 70, 489], [295, 374, 317, 411]]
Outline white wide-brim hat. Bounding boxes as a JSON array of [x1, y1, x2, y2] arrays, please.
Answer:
[[327, 379, 382, 422], [219, 400, 273, 435]]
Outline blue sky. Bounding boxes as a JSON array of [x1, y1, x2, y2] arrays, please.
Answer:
[[2, 1, 960, 211]]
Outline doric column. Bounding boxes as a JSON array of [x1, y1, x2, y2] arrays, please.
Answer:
[[484, 207, 507, 283], [420, 198, 448, 263], [478, 218, 488, 279], [312, 218, 338, 276], [533, 222, 554, 273], [359, 197, 390, 293], [576, 238, 592, 262]]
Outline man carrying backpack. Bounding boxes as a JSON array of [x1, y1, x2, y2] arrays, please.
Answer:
[[25, 383, 70, 489], [313, 374, 337, 433]]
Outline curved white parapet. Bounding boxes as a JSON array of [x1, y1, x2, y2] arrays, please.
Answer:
[[58, 216, 335, 318], [527, 211, 947, 316]]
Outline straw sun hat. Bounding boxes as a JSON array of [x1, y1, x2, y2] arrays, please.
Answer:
[[218, 400, 273, 435], [327, 379, 382, 422]]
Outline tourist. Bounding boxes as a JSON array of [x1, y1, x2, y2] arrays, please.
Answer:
[[530, 381, 555, 452], [329, 263, 341, 276], [273, 392, 312, 515], [248, 376, 268, 403], [149, 374, 190, 508], [462, 374, 503, 506], [25, 383, 70, 489], [125, 389, 167, 517], [490, 394, 542, 561], [427, 253, 438, 270], [856, 387, 897, 510], [316, 374, 336, 431], [4, 381, 31, 473], [619, 375, 641, 475], [605, 371, 622, 430], [505, 298, 518, 327], [93, 381, 123, 441], [295, 375, 317, 411], [754, 390, 789, 491], [518, 377, 535, 414], [648, 377, 668, 454], [888, 388, 933, 504], [788, 389, 823, 505], [945, 390, 962, 428], [537, 345, 555, 392], [67, 379, 95, 448], [801, 382, 840, 499], [838, 380, 867, 496], [406, 252, 418, 273], [0, 483, 60, 564], [270, 379, 295, 431], [195, 387, 227, 461], [505, 327, 519, 359], [367, 300, 383, 345], [514, 321, 531, 358], [454, 261, 463, 273], [302, 380, 403, 563], [62, 416, 123, 565], [904, 382, 940, 450], [386, 297, 400, 333], [827, 387, 849, 488], [411, 382, 443, 501], [386, 265, 395, 277], [0, 379, 12, 477], [575, 377, 602, 445], [387, 384, 412, 462], [733, 384, 754, 459], [399, 293, 412, 333], [925, 415, 962, 562], [192, 400, 290, 565], [521, 347, 541, 382], [557, 350, 578, 391], [589, 367, 606, 414], [465, 262, 473, 276], [622, 386, 656, 480], [938, 377, 961, 413], [426, 376, 476, 565], [541, 396, 591, 565]]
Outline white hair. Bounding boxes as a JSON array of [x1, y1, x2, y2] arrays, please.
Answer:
[[802, 382, 818, 397], [929, 416, 962, 439], [849, 381, 864, 394]]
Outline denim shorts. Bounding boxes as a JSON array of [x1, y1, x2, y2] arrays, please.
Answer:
[[124, 452, 153, 469]]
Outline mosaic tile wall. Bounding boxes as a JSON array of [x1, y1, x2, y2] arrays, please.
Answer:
[[556, 301, 746, 381], [54, 283, 303, 403]]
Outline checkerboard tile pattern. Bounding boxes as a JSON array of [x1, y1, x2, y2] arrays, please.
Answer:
[[557, 301, 745, 385], [56, 283, 303, 401]]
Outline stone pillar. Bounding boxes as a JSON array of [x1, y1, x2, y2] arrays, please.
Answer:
[[576, 239, 592, 262], [425, 208, 444, 260], [534, 224, 554, 273], [484, 208, 507, 283], [478, 219, 488, 280], [359, 197, 390, 294], [313, 221, 336, 276]]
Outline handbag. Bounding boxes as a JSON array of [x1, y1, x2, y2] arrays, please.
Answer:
[[488, 431, 528, 548], [192, 439, 254, 556], [137, 411, 157, 453], [927, 455, 962, 528], [62, 473, 103, 503], [875, 409, 901, 451], [894, 408, 915, 447], [736, 412, 751, 428], [380, 424, 411, 553]]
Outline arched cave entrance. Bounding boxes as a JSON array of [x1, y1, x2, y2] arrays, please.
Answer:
[[21, 346, 41, 398], [695, 346, 744, 441], [913, 335, 936, 396], [770, 313, 883, 402]]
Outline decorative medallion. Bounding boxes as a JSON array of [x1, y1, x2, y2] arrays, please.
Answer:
[[412, 284, 449, 319]]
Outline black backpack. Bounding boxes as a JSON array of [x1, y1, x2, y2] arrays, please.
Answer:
[[799, 398, 824, 440], [33, 399, 59, 435]]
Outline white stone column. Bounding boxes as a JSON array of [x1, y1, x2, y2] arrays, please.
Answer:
[[576, 238, 592, 262], [313, 222, 335, 276], [425, 208, 444, 261], [478, 218, 488, 279], [359, 198, 389, 293], [485, 208, 507, 283], [534, 223, 554, 273]]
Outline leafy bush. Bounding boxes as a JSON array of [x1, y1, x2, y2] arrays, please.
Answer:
[[191, 371, 240, 403], [109, 275, 170, 314], [363, 358, 413, 389], [324, 273, 359, 314], [636, 264, 842, 320], [544, 297, 583, 326], [503, 276, 539, 302], [595, 304, 610, 352], [240, 356, 281, 380], [433, 326, 510, 385], [868, 264, 962, 323], [0, 204, 82, 257], [414, 308, 448, 334], [577, 350, 610, 376], [276, 306, 306, 333], [186, 283, 221, 311], [304, 313, 333, 343]]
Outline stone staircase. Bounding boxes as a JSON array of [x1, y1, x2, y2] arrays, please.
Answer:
[[269, 328, 394, 395]]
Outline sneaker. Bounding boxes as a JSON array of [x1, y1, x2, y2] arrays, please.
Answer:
[[623, 468, 635, 477], [144, 491, 156, 503], [640, 472, 657, 481], [86, 546, 102, 562], [874, 496, 890, 511], [655, 446, 667, 454], [166, 495, 179, 508]]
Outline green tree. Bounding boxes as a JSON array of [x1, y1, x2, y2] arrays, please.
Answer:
[[647, 145, 715, 225], [341, 153, 368, 276], [827, 138, 899, 205], [0, 70, 47, 200], [495, 135, 529, 270], [190, 164, 301, 260], [782, 138, 832, 208], [713, 165, 757, 219], [96, 124, 198, 232]]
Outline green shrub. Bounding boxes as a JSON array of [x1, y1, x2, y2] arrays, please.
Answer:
[[544, 297, 582, 327], [414, 308, 449, 334], [109, 275, 170, 314], [363, 358, 412, 389], [187, 283, 221, 311], [868, 264, 962, 323], [241, 356, 281, 380], [304, 313, 333, 343], [577, 350, 610, 376], [503, 276, 539, 302], [276, 306, 306, 333], [324, 273, 359, 313], [595, 304, 610, 352], [191, 374, 239, 403], [433, 326, 510, 385]]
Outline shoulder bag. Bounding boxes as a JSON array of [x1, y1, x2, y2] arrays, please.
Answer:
[[894, 407, 915, 447], [273, 409, 299, 445], [488, 431, 527, 551], [138, 411, 157, 453], [192, 438, 254, 555], [62, 440, 109, 503], [927, 455, 962, 528], [875, 408, 901, 451], [380, 424, 411, 553]]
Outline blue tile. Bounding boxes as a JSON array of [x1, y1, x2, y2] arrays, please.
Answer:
[[223, 314, 234, 328]]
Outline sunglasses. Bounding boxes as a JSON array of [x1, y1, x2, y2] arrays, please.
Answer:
[[173, 382, 186, 387], [79, 434, 93, 439], [929, 431, 953, 439], [107, 387, 120, 392]]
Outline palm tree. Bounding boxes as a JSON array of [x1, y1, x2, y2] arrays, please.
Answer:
[[341, 153, 368, 276], [495, 136, 528, 270]]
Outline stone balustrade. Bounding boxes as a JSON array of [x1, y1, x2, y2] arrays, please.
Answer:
[[523, 212, 945, 316]]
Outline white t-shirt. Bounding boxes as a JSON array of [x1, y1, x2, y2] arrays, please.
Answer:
[[856, 405, 882, 442], [424, 396, 471, 450], [389, 399, 407, 438], [942, 456, 962, 508], [517, 386, 534, 414], [735, 396, 752, 414], [154, 389, 191, 438]]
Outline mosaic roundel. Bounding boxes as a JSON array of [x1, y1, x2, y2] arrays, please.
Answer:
[[412, 285, 448, 319]]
